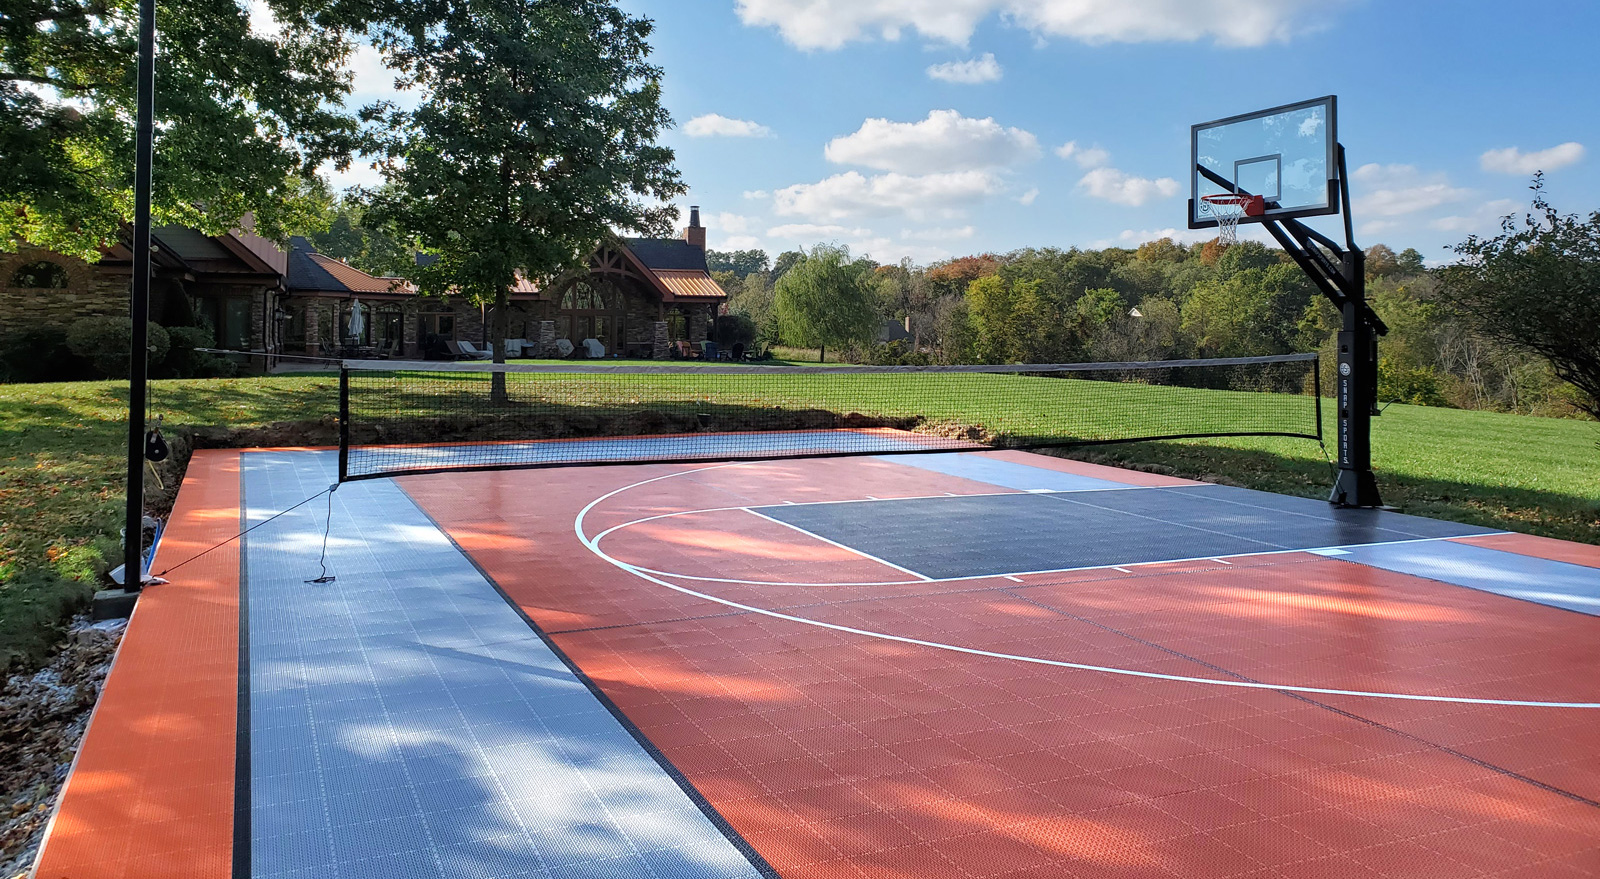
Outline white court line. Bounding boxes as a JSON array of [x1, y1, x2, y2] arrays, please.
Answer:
[[572, 464, 1597, 709], [743, 508, 934, 582]]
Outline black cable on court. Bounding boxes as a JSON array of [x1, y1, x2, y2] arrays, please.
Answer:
[[154, 484, 338, 580]]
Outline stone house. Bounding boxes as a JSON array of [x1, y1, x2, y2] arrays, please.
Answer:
[[0, 226, 284, 357], [3, 208, 726, 367]]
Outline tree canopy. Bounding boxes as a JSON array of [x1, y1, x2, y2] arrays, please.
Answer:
[[1439, 179, 1600, 418], [363, 0, 684, 381], [1, 0, 366, 257]]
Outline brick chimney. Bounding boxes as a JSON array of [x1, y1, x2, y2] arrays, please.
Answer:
[[684, 205, 706, 249]]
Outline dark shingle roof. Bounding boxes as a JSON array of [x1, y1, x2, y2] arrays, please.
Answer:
[[285, 237, 349, 292], [623, 238, 708, 272]]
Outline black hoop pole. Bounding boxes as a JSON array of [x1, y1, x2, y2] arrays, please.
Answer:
[[123, 0, 157, 592]]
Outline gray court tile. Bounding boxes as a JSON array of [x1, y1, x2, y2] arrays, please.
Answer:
[[1332, 540, 1600, 615], [243, 451, 763, 879], [755, 483, 1500, 579]]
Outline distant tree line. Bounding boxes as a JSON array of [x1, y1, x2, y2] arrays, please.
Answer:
[[709, 197, 1595, 419]]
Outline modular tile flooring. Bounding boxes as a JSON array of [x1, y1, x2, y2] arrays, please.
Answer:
[[241, 451, 766, 879]]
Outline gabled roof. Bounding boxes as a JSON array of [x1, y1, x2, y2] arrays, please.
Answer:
[[285, 237, 412, 295], [622, 238, 710, 272]]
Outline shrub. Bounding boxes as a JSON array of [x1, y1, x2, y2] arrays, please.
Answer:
[[1378, 359, 1449, 407], [66, 316, 170, 378], [712, 313, 757, 351], [0, 325, 94, 382], [159, 325, 236, 378]]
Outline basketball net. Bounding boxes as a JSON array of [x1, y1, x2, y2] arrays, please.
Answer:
[[1200, 194, 1250, 246]]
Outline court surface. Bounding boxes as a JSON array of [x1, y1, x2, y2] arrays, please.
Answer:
[[34, 442, 1600, 879]]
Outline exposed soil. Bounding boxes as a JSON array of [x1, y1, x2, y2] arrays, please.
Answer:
[[0, 617, 125, 879]]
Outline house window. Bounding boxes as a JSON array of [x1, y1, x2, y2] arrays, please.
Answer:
[[193, 296, 252, 350], [10, 260, 70, 289], [421, 312, 454, 340], [557, 280, 621, 348], [374, 308, 403, 355]]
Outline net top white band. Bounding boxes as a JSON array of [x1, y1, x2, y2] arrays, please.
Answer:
[[342, 353, 1319, 376]]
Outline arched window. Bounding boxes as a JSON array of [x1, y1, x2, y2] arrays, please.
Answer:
[[556, 280, 621, 348], [9, 260, 70, 289]]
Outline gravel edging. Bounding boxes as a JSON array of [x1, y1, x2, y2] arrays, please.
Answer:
[[0, 616, 126, 879]]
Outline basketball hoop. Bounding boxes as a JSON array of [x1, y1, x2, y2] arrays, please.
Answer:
[[1200, 193, 1265, 245]]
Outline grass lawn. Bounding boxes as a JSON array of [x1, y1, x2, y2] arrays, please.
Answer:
[[2, 372, 1595, 669]]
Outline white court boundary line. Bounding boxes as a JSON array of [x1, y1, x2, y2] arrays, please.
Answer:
[[573, 464, 1600, 709]]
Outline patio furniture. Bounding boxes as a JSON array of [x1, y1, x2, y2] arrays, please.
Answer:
[[457, 341, 493, 360], [582, 338, 606, 358], [554, 338, 575, 357]]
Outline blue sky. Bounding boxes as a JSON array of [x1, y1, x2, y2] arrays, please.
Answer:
[[335, 0, 1600, 266]]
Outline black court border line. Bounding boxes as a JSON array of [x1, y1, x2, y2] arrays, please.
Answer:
[[233, 453, 252, 879], [396, 482, 782, 879]]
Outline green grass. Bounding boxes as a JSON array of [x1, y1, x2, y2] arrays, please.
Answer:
[[2, 372, 1595, 669]]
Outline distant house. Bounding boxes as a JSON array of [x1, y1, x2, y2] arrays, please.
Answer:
[[0, 226, 283, 354], [2, 207, 727, 366]]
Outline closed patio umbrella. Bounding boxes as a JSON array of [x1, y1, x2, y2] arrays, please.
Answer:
[[347, 298, 365, 342]]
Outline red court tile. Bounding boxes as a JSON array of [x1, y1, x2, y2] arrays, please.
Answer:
[[1454, 531, 1600, 568], [408, 456, 1600, 878], [34, 450, 240, 879]]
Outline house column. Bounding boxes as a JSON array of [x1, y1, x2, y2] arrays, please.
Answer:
[[688, 308, 708, 344], [305, 300, 321, 356], [538, 320, 555, 358], [651, 321, 669, 360]]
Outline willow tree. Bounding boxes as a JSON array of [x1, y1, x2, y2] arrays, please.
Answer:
[[364, 0, 684, 398]]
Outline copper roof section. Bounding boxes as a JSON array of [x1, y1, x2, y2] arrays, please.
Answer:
[[653, 269, 727, 300], [306, 253, 414, 295]]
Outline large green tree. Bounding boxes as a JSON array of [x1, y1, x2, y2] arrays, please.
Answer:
[[1439, 180, 1600, 418], [364, 0, 682, 396], [1, 0, 366, 257], [773, 244, 878, 361]]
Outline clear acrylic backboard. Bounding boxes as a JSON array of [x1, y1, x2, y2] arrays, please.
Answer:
[[1190, 96, 1339, 229]]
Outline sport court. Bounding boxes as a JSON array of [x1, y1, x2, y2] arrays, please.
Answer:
[[35, 439, 1600, 878]]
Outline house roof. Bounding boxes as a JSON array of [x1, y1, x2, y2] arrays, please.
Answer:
[[622, 238, 710, 272], [653, 270, 727, 300], [286, 237, 412, 295]]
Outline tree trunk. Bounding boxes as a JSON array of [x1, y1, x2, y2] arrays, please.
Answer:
[[490, 288, 510, 404], [819, 344, 825, 363]]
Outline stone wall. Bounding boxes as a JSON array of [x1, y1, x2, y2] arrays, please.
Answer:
[[0, 248, 125, 329]]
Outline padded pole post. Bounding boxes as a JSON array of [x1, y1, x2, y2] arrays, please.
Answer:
[[1329, 248, 1382, 508]]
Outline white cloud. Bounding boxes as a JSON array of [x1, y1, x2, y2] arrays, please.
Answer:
[[1350, 163, 1471, 218], [708, 212, 755, 234], [926, 53, 1003, 83], [1077, 167, 1179, 207], [901, 226, 976, 240], [767, 223, 875, 239], [1017, 187, 1040, 205], [1055, 141, 1110, 168], [684, 114, 774, 138], [1430, 198, 1519, 234], [773, 170, 1004, 222], [824, 110, 1040, 175], [1479, 142, 1585, 175], [715, 235, 767, 251], [734, 0, 1343, 50], [742, 190, 770, 200]]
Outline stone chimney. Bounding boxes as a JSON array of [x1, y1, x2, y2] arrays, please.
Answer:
[[684, 205, 706, 249]]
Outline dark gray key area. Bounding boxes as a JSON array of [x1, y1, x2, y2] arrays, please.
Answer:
[[754, 485, 1499, 580]]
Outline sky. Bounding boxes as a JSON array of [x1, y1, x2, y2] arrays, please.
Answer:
[[330, 0, 1600, 267]]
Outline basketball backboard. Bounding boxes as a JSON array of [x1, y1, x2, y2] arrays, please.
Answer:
[[1190, 95, 1338, 229]]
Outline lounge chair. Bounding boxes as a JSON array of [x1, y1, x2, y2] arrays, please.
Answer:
[[457, 340, 492, 360], [582, 338, 606, 358], [554, 338, 575, 357], [504, 339, 530, 358]]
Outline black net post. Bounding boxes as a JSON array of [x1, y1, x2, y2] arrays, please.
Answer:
[[338, 365, 350, 483]]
